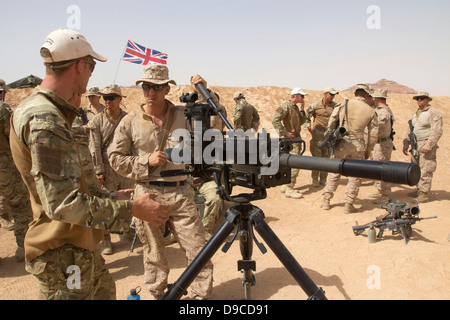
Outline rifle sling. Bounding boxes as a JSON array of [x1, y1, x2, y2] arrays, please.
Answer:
[[158, 104, 176, 151]]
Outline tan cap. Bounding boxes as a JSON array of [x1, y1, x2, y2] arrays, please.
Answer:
[[0, 79, 9, 92], [86, 87, 101, 97], [99, 84, 126, 98], [413, 91, 432, 101], [354, 83, 371, 95], [372, 89, 390, 99], [135, 64, 176, 86], [40, 28, 107, 64], [234, 92, 245, 99], [324, 87, 339, 95], [291, 88, 308, 96]]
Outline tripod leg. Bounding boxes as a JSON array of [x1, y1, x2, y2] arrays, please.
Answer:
[[162, 209, 239, 300], [238, 207, 255, 300], [250, 207, 327, 300]]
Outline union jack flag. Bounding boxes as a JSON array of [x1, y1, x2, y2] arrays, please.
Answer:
[[122, 40, 168, 65]]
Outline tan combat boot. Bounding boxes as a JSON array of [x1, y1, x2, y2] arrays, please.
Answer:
[[312, 178, 320, 188], [344, 203, 356, 214], [367, 190, 383, 199], [0, 216, 14, 231], [408, 189, 419, 198], [101, 233, 113, 255], [15, 247, 25, 262], [415, 191, 429, 203], [285, 188, 303, 199], [320, 199, 331, 210]]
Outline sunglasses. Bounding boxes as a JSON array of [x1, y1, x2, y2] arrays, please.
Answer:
[[142, 83, 168, 92], [103, 96, 118, 101], [82, 59, 96, 73]]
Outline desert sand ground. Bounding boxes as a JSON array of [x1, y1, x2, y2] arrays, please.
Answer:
[[0, 83, 449, 300]]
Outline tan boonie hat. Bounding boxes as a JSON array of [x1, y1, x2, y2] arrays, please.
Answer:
[[40, 28, 107, 65], [234, 92, 245, 99], [291, 88, 308, 96], [135, 64, 176, 86], [0, 79, 9, 92], [86, 87, 101, 97], [354, 83, 371, 95], [372, 89, 390, 99], [99, 84, 126, 98], [324, 87, 339, 95], [413, 91, 432, 101]]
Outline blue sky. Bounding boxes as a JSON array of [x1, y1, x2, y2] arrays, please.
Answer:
[[2, 0, 450, 95]]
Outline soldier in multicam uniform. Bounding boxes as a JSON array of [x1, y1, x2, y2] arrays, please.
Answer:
[[305, 87, 340, 187], [0, 195, 14, 231], [233, 92, 260, 133], [367, 89, 395, 203], [0, 79, 14, 232], [9, 28, 169, 300], [69, 92, 97, 188], [403, 91, 443, 203], [0, 79, 33, 261], [89, 84, 134, 254], [321, 84, 378, 214], [108, 65, 213, 300], [272, 87, 308, 199], [84, 86, 105, 122]]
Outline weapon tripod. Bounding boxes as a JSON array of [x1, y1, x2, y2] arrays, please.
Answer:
[[162, 189, 327, 300]]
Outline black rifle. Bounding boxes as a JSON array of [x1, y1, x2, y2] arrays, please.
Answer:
[[129, 217, 138, 252], [318, 126, 348, 156], [390, 113, 396, 150], [408, 120, 419, 162], [79, 107, 89, 125], [160, 83, 420, 300], [318, 99, 349, 156], [352, 197, 437, 244]]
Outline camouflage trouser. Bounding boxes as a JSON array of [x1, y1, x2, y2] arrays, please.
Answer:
[[372, 139, 394, 194], [198, 180, 223, 236], [102, 162, 135, 191], [25, 244, 116, 300], [134, 182, 213, 299], [413, 140, 438, 194], [285, 142, 302, 189], [0, 194, 9, 218], [310, 127, 330, 181], [322, 139, 364, 204], [0, 153, 33, 247]]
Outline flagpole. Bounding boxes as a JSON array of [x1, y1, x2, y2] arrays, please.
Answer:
[[113, 41, 128, 85]]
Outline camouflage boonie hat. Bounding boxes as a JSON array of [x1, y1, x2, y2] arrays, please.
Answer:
[[354, 83, 371, 95], [86, 86, 101, 97], [413, 91, 432, 101], [324, 87, 339, 95], [135, 64, 176, 86], [0, 79, 9, 92], [372, 89, 390, 99], [234, 92, 245, 99], [99, 84, 126, 97]]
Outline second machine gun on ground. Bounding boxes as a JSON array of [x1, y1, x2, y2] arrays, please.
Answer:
[[352, 197, 437, 244]]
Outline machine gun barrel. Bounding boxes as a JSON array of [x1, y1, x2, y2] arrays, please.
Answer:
[[195, 82, 233, 130], [279, 154, 420, 186]]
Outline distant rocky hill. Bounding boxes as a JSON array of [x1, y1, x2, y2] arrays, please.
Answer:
[[345, 79, 417, 94]]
